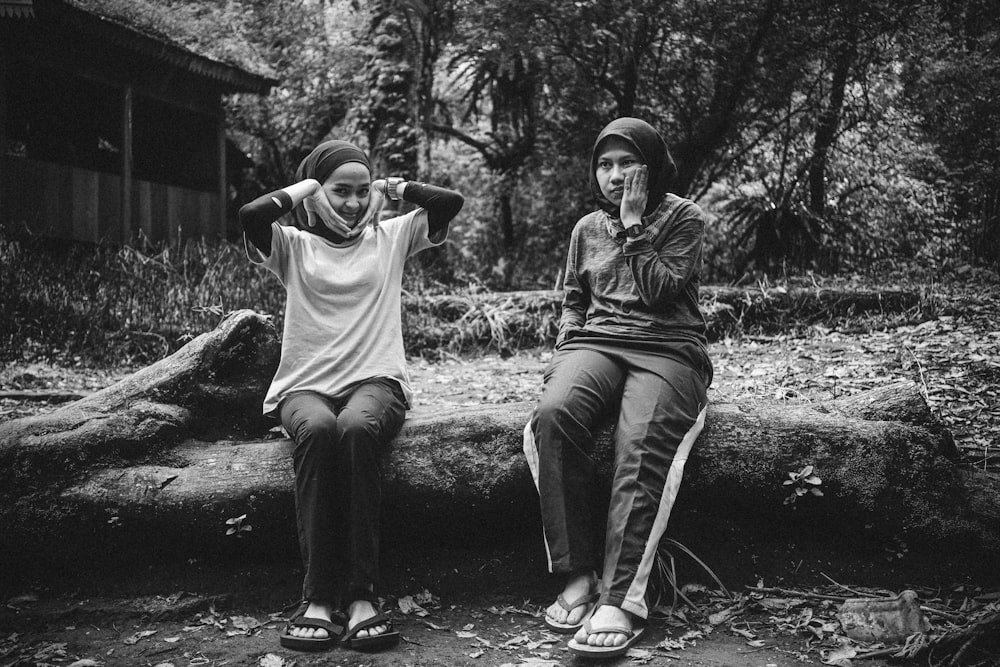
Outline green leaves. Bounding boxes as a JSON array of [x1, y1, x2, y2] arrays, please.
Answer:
[[783, 465, 824, 506]]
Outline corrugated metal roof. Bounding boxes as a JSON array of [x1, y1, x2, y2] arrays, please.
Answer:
[[0, 0, 34, 18], [2, 0, 277, 94]]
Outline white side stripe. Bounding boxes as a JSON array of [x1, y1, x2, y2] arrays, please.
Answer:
[[621, 404, 707, 617], [522, 418, 554, 572]]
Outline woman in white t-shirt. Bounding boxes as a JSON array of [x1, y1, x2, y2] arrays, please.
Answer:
[[239, 140, 463, 653]]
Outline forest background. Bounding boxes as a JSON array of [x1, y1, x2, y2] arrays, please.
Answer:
[[2, 0, 999, 365]]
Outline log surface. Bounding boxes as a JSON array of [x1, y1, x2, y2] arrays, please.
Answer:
[[1, 309, 995, 566]]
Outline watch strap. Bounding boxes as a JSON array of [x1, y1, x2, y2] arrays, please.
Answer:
[[625, 224, 645, 238], [386, 177, 404, 201]]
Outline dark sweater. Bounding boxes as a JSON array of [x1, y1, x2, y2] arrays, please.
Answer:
[[558, 193, 710, 368]]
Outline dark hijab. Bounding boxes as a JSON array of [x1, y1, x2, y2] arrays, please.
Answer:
[[292, 140, 372, 231], [589, 117, 677, 218]]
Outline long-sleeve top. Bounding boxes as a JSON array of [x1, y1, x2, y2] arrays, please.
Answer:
[[558, 193, 710, 372]]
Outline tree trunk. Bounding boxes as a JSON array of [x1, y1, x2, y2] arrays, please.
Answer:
[[1, 311, 995, 569]]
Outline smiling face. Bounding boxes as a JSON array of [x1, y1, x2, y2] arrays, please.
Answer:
[[594, 136, 644, 205], [321, 161, 372, 228]]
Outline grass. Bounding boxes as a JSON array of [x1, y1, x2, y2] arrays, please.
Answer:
[[2, 226, 989, 368], [0, 231, 284, 365], [0, 231, 561, 366]]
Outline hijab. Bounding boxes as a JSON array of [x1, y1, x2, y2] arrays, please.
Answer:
[[292, 139, 383, 245], [589, 117, 677, 219]]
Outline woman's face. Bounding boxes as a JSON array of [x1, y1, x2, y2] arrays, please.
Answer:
[[321, 162, 372, 228], [595, 136, 644, 205]]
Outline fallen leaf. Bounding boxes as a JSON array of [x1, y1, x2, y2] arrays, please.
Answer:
[[456, 630, 478, 638], [123, 630, 156, 645], [259, 654, 287, 667], [398, 595, 429, 616], [821, 638, 858, 666], [730, 624, 756, 640], [423, 621, 449, 631], [230, 615, 262, 633]]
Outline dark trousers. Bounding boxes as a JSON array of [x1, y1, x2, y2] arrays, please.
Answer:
[[524, 346, 709, 619], [279, 378, 406, 603]]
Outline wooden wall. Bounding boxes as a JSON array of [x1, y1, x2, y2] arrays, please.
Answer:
[[1, 155, 222, 244]]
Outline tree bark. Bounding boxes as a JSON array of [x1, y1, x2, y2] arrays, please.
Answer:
[[1, 310, 995, 568]]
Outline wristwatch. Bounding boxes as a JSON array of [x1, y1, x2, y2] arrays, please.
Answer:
[[625, 224, 644, 239], [386, 177, 405, 201]]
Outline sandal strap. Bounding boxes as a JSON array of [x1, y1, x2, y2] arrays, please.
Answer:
[[343, 611, 393, 640], [556, 591, 599, 612], [582, 618, 635, 638], [288, 616, 346, 635]]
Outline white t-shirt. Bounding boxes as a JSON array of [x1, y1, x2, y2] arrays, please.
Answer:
[[251, 210, 440, 416]]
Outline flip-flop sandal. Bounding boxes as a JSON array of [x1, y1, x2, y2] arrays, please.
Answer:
[[567, 618, 646, 659], [544, 591, 599, 633], [342, 611, 400, 651], [279, 605, 346, 652]]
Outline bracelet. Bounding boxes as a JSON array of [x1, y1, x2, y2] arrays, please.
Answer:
[[386, 177, 405, 201]]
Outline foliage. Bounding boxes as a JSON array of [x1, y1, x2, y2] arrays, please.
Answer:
[[224, 0, 370, 191], [901, 0, 1000, 266], [0, 228, 283, 365], [13, 0, 1000, 292], [783, 465, 824, 506]]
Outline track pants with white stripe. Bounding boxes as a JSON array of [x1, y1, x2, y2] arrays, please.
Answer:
[[523, 346, 709, 619]]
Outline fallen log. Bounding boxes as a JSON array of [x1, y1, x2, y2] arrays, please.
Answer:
[[1, 310, 995, 570]]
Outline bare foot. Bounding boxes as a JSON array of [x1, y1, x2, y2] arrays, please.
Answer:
[[546, 570, 597, 627], [573, 605, 635, 647], [347, 599, 389, 638], [289, 600, 334, 639]]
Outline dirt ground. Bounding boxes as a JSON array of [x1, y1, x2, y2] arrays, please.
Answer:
[[1, 537, 910, 667], [3, 287, 1000, 667]]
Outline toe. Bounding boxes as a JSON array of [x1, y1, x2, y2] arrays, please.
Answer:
[[567, 604, 589, 625]]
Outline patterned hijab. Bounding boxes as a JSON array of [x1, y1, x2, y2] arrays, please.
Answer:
[[589, 117, 677, 218], [292, 140, 383, 244]]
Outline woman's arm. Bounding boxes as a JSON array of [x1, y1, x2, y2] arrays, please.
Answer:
[[557, 227, 588, 346], [622, 211, 704, 307], [238, 180, 328, 257], [380, 180, 464, 241]]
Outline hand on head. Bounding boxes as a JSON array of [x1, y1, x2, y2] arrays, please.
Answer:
[[302, 184, 355, 236]]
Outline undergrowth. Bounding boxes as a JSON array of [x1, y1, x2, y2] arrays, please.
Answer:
[[2, 228, 991, 367]]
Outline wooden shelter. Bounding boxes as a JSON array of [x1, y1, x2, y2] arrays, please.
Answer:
[[0, 0, 275, 244]]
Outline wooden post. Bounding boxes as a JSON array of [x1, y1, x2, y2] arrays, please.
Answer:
[[217, 107, 226, 239], [0, 43, 7, 221], [121, 84, 134, 244]]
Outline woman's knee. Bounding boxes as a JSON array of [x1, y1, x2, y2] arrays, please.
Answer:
[[337, 408, 381, 443]]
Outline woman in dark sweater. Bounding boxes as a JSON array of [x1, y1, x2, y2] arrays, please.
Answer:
[[240, 140, 462, 653], [523, 118, 713, 659]]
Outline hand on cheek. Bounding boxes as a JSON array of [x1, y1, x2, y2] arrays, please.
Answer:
[[620, 165, 648, 224]]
